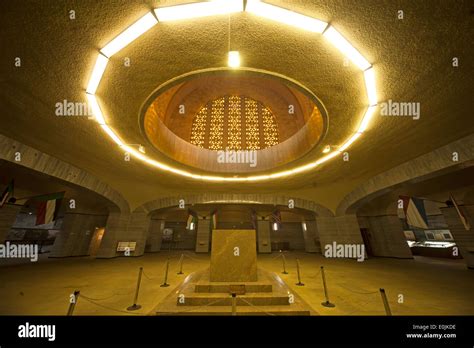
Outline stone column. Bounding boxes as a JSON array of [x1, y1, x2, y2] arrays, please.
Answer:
[[95, 208, 152, 258], [358, 215, 412, 258], [257, 219, 271, 253], [50, 213, 108, 257], [127, 208, 151, 256], [195, 218, 211, 253], [302, 220, 320, 253], [441, 206, 474, 269], [0, 204, 22, 243], [96, 212, 130, 258], [146, 219, 164, 252], [316, 214, 364, 258]]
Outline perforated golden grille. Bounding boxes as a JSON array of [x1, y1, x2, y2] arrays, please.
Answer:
[[190, 96, 279, 151], [227, 96, 242, 150], [208, 97, 224, 150], [189, 106, 207, 148], [245, 98, 260, 150]]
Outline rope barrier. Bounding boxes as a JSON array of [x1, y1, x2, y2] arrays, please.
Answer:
[[80, 295, 141, 315], [341, 288, 380, 295], [239, 297, 277, 316], [142, 269, 160, 281]]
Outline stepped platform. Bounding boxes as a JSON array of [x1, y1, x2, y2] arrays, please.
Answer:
[[153, 268, 316, 316]]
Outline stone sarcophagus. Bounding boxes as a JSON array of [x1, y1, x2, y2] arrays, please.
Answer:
[[209, 229, 258, 282]]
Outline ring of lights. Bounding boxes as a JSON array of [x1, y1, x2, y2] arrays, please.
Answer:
[[85, 0, 378, 182]]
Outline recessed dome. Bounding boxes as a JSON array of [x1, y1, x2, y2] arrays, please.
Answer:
[[140, 68, 328, 173]]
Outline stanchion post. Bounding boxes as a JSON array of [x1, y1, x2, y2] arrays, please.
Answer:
[[295, 258, 304, 286], [231, 293, 237, 316], [281, 253, 288, 274], [177, 254, 184, 275], [321, 266, 335, 308], [127, 267, 143, 311], [67, 290, 80, 316], [379, 288, 392, 316], [160, 258, 170, 287]]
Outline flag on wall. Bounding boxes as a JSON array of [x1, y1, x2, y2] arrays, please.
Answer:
[[450, 193, 470, 231], [209, 209, 217, 231], [186, 209, 197, 230], [271, 209, 282, 229], [399, 196, 428, 229], [34, 192, 65, 225], [0, 180, 14, 208]]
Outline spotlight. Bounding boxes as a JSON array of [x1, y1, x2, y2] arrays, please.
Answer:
[[138, 145, 146, 154], [228, 51, 240, 68], [322, 145, 331, 153]]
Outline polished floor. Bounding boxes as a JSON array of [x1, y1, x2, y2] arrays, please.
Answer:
[[0, 251, 472, 316]]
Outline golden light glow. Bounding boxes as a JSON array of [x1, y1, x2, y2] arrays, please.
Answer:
[[338, 132, 361, 152], [208, 97, 225, 150], [86, 54, 108, 94], [315, 151, 340, 165], [100, 12, 158, 58], [227, 96, 242, 150], [155, 0, 243, 22], [364, 67, 377, 106], [190, 96, 279, 151], [262, 107, 279, 147], [323, 26, 371, 71], [86, 94, 106, 125], [190, 106, 207, 148], [245, 98, 260, 150], [358, 106, 377, 133], [322, 145, 331, 153], [246, 0, 327, 33], [87, 1, 377, 182], [101, 125, 123, 145], [228, 51, 241, 68]]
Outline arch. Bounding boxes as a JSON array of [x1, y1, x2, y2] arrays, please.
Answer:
[[0, 134, 130, 214], [336, 133, 474, 216], [139, 193, 334, 217]]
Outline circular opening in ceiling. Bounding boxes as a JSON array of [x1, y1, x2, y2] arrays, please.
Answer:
[[140, 68, 328, 173]]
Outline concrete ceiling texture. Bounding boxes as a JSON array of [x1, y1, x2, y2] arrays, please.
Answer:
[[0, 0, 473, 213]]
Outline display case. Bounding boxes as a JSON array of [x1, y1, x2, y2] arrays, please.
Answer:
[[410, 240, 461, 259]]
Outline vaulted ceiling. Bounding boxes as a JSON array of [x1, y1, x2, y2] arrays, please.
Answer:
[[0, 0, 473, 212]]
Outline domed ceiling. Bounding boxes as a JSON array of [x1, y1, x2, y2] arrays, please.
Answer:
[[141, 69, 326, 172]]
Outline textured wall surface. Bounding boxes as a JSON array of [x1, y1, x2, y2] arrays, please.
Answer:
[[1, 1, 472, 212], [50, 213, 108, 257], [358, 215, 412, 258], [441, 206, 474, 268]]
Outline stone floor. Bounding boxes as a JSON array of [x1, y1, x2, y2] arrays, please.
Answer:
[[0, 251, 472, 316]]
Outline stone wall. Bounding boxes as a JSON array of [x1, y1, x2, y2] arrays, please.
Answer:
[[358, 215, 413, 258]]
